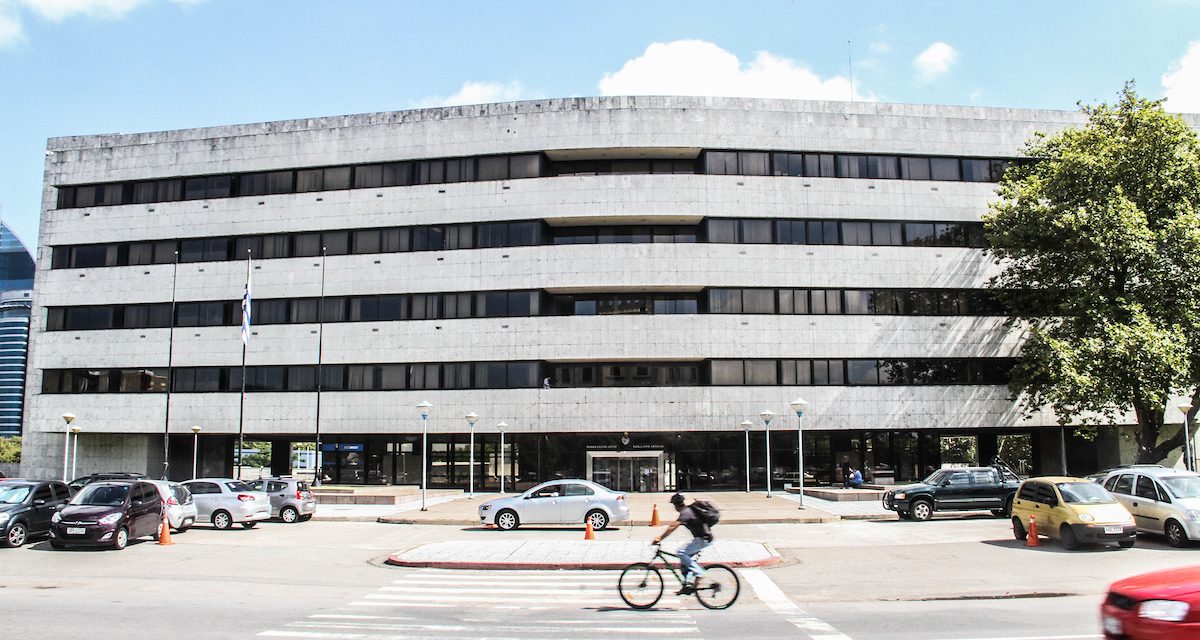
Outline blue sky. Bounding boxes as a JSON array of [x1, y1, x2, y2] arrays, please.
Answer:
[[1, 0, 1198, 251]]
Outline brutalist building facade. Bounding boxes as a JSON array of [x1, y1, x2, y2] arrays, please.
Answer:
[[25, 96, 1115, 489]]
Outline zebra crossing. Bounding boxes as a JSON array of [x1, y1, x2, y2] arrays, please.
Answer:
[[258, 569, 704, 639]]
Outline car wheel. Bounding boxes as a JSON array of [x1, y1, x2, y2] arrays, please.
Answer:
[[1118, 539, 1136, 549], [897, 510, 911, 521], [175, 525, 189, 534], [280, 506, 299, 523], [496, 509, 519, 531], [211, 510, 233, 530], [299, 514, 312, 522], [50, 541, 65, 550], [1012, 516, 1026, 541], [1060, 524, 1078, 550], [3, 522, 27, 548], [112, 527, 129, 550], [586, 510, 609, 531], [241, 521, 257, 529], [910, 499, 934, 522], [992, 496, 1014, 518], [1166, 519, 1189, 548]]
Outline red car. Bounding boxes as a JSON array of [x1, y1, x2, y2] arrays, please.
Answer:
[[1103, 566, 1200, 639]]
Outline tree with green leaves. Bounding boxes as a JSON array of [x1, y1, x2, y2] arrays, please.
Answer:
[[985, 83, 1200, 464], [0, 436, 19, 463]]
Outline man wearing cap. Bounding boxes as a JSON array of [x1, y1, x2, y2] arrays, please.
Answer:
[[652, 493, 712, 595]]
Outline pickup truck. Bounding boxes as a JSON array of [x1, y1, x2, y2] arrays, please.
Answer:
[[882, 466, 1021, 521]]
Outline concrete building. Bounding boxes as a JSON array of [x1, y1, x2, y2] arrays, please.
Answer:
[[23, 96, 1166, 488]]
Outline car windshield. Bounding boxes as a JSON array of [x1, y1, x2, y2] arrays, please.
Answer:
[[1162, 476, 1200, 499], [0, 485, 31, 504], [922, 470, 948, 485], [1056, 482, 1116, 504], [224, 481, 253, 492], [72, 484, 129, 506]]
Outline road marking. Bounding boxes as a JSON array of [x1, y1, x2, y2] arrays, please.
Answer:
[[742, 568, 853, 640], [930, 636, 1100, 640]]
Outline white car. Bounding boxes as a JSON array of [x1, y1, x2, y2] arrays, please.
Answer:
[[181, 478, 271, 529], [146, 480, 198, 533], [1101, 467, 1200, 547], [478, 479, 629, 531]]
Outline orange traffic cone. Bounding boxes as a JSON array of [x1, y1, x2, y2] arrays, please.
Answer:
[[584, 520, 595, 541], [1025, 515, 1039, 548], [650, 504, 661, 527], [158, 514, 174, 546]]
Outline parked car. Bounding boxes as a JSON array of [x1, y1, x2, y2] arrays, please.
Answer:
[[478, 479, 629, 531], [247, 477, 316, 523], [67, 472, 147, 495], [49, 480, 164, 550], [181, 478, 270, 529], [1087, 464, 1167, 484], [1102, 467, 1200, 548], [146, 480, 197, 533], [882, 466, 1021, 521], [0, 479, 71, 547], [1011, 476, 1136, 550], [1102, 565, 1200, 639]]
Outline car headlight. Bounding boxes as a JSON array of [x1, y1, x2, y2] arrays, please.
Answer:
[[51, 511, 62, 523], [1139, 600, 1190, 622], [1187, 509, 1200, 523], [99, 513, 121, 525], [0, 512, 9, 525], [479, 504, 491, 511], [894, 492, 907, 499], [1077, 513, 1095, 522]]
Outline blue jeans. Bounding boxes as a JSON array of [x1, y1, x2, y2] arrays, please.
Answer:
[[678, 537, 710, 584]]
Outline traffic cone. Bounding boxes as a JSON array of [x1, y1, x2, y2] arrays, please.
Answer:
[[1025, 515, 1039, 548], [584, 520, 595, 541], [158, 514, 174, 546], [650, 504, 661, 527]]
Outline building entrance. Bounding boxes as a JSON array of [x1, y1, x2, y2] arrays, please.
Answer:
[[586, 451, 670, 492]]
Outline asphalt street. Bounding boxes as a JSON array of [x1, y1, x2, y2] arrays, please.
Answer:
[[0, 517, 1193, 639]]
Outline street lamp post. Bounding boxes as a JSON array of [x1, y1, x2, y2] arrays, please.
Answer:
[[791, 398, 809, 510], [741, 420, 753, 493], [417, 401, 432, 511], [1180, 404, 1194, 471], [497, 421, 508, 493], [760, 410, 775, 498], [465, 412, 479, 499], [70, 425, 81, 481], [191, 425, 201, 479], [61, 413, 75, 482]]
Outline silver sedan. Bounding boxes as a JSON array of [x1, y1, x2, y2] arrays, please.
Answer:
[[478, 479, 630, 531], [181, 478, 270, 529]]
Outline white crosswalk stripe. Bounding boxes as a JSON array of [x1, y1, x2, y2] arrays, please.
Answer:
[[258, 569, 702, 639]]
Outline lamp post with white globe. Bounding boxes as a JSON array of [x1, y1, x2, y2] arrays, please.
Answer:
[[760, 409, 775, 497], [791, 398, 809, 509]]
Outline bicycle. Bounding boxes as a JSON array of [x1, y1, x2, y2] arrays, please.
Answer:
[[618, 543, 740, 609]]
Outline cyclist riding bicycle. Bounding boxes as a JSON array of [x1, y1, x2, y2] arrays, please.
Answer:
[[652, 492, 713, 595]]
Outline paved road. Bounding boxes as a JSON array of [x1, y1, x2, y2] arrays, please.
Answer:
[[1, 518, 1192, 639]]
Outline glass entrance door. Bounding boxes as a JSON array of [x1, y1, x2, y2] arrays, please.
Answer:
[[587, 452, 663, 492]]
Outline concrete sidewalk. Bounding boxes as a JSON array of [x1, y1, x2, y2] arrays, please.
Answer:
[[386, 539, 780, 570]]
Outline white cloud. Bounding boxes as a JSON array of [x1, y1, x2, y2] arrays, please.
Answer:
[[0, 6, 24, 48], [16, 0, 147, 21], [598, 40, 868, 102], [869, 41, 890, 54], [913, 42, 957, 82], [1162, 40, 1200, 113], [414, 81, 525, 108]]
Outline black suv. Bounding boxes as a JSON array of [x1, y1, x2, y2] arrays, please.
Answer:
[[0, 480, 72, 547], [882, 465, 1021, 521]]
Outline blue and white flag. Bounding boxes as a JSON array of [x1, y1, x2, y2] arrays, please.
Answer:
[[240, 256, 252, 345]]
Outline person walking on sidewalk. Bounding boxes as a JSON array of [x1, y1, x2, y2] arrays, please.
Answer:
[[652, 493, 713, 595]]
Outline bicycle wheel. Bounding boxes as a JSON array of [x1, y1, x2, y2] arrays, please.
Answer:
[[694, 564, 740, 610], [618, 562, 664, 609]]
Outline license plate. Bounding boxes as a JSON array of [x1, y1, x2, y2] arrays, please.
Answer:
[[66, 527, 85, 535], [1103, 615, 1122, 634], [1104, 525, 1123, 534]]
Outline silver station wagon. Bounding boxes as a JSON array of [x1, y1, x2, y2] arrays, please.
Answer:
[[478, 479, 630, 531]]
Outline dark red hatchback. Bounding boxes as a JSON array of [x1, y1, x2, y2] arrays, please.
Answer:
[[1103, 565, 1200, 639], [49, 481, 163, 550]]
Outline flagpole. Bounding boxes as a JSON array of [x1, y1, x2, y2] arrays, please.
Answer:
[[162, 249, 179, 480], [237, 249, 251, 480], [314, 245, 326, 486]]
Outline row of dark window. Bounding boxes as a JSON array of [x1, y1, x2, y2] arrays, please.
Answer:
[[45, 286, 1006, 332], [41, 357, 1015, 394], [50, 217, 987, 270], [54, 148, 1015, 210]]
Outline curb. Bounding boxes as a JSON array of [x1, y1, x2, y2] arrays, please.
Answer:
[[376, 516, 841, 526], [385, 547, 782, 571]]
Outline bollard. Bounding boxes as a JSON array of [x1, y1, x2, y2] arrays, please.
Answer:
[[650, 504, 661, 527], [584, 520, 595, 541], [157, 514, 175, 546], [1025, 515, 1039, 548]]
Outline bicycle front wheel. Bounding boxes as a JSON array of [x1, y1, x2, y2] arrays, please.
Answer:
[[618, 562, 664, 609], [695, 564, 740, 609]]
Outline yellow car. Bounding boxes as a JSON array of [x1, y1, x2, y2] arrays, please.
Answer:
[[1010, 476, 1136, 550]]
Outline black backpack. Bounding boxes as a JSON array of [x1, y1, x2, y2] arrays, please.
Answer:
[[691, 499, 720, 526]]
